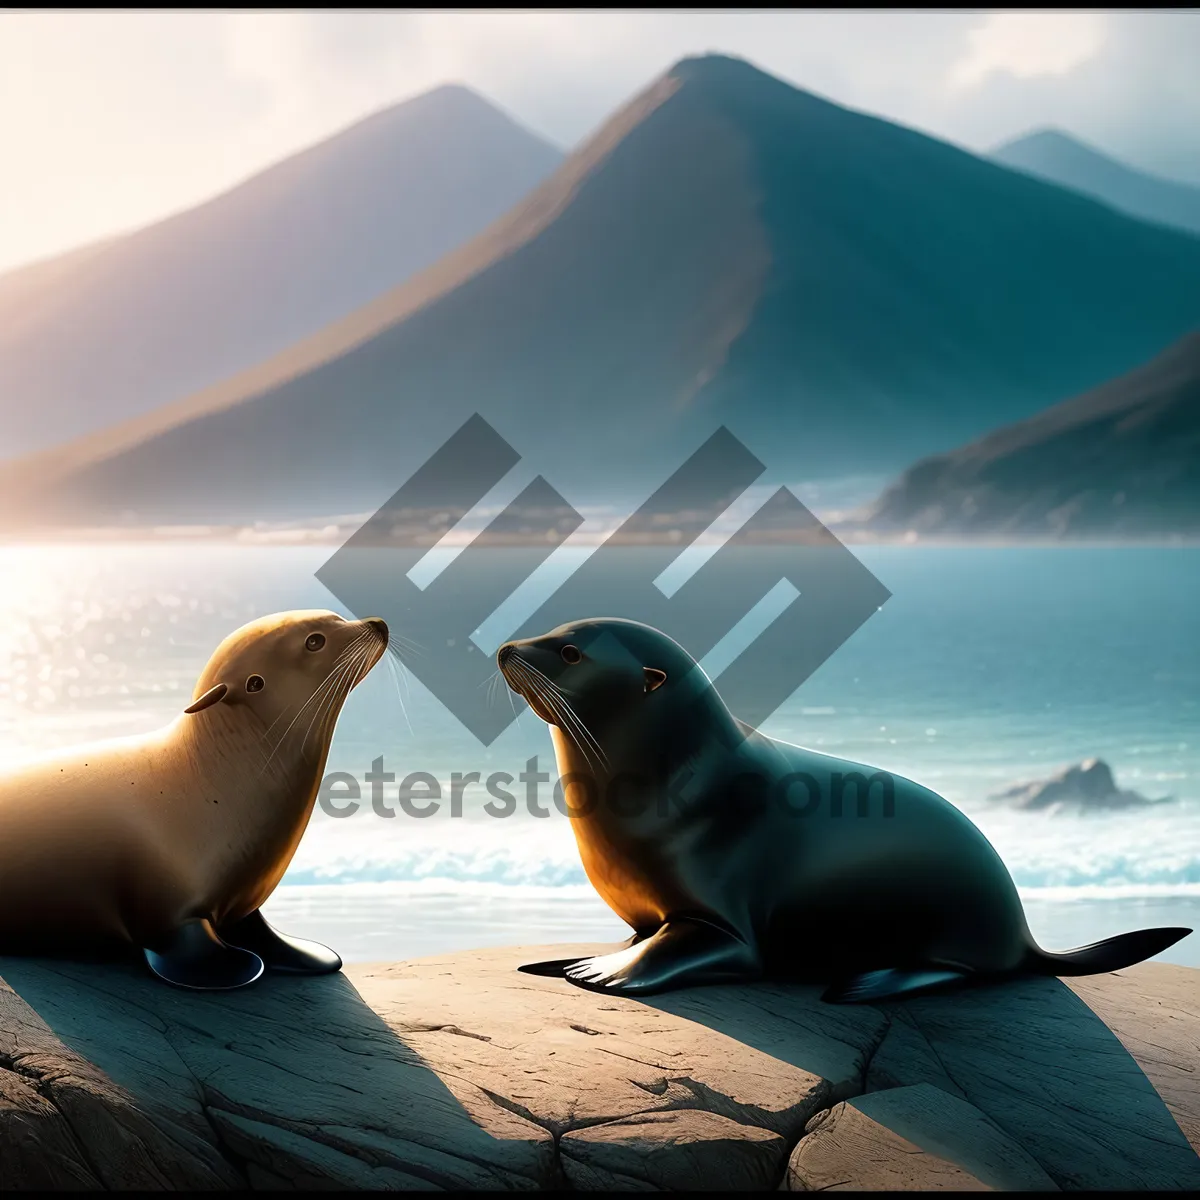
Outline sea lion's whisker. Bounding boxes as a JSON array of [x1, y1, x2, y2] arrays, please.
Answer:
[[259, 687, 337, 776], [518, 660, 610, 769], [301, 662, 354, 752], [551, 697, 610, 773], [304, 657, 364, 758], [544, 690, 607, 775], [306, 677, 352, 757], [302, 643, 371, 752], [385, 652, 415, 737], [258, 676, 340, 776], [559, 707, 609, 773], [485, 665, 511, 712], [258, 632, 374, 772], [391, 651, 421, 731], [389, 633, 426, 658], [259, 632, 371, 744], [264, 652, 349, 747], [259, 631, 371, 743], [511, 664, 575, 751], [502, 665, 526, 729], [506, 680, 523, 726], [309, 692, 347, 764], [511, 661, 608, 774]]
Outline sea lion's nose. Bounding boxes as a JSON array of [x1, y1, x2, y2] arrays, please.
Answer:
[[497, 643, 516, 668], [366, 617, 389, 644]]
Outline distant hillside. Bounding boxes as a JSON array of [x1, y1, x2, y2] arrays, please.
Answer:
[[0, 85, 562, 459], [864, 331, 1200, 539], [992, 129, 1200, 238], [7, 54, 1200, 529]]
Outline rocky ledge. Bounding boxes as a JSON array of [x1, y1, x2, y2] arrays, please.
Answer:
[[0, 945, 1197, 1190]]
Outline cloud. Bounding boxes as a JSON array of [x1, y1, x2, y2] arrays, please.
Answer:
[[0, 10, 1197, 277], [926, 13, 1200, 182], [948, 13, 1107, 91]]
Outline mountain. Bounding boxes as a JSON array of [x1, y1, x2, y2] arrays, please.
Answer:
[[992, 129, 1200, 238], [863, 331, 1200, 539], [0, 85, 562, 460], [8, 53, 1200, 530]]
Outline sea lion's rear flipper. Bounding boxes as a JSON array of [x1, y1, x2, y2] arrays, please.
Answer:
[[822, 967, 969, 1005], [143, 919, 265, 990], [1027, 926, 1191, 976], [218, 909, 343, 975], [560, 920, 758, 995]]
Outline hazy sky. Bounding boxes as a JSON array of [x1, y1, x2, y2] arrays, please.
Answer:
[[2, 9, 1198, 276]]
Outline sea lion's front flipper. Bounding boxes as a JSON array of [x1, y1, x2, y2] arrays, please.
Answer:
[[518, 957, 590, 978], [143, 919, 265, 990], [822, 967, 968, 1005], [218, 909, 342, 975], [561, 920, 757, 995], [519, 934, 642, 978]]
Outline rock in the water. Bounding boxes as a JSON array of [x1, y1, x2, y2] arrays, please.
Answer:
[[989, 757, 1170, 812], [0, 946, 1196, 1190]]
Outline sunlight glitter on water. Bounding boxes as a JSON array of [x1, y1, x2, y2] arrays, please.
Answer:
[[1, 540, 1199, 964]]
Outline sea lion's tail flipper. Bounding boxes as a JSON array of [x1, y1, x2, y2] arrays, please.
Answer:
[[1028, 926, 1192, 976], [822, 967, 969, 1005]]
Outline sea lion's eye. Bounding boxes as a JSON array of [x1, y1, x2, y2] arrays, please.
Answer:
[[305, 633, 326, 652], [246, 675, 266, 693], [561, 644, 582, 665]]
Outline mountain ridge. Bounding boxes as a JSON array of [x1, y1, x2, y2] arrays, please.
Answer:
[[991, 128, 1200, 238], [0, 70, 694, 500], [863, 330, 1200, 538], [7, 53, 1200, 528], [0, 83, 563, 460]]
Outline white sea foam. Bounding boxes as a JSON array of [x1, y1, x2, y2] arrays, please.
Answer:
[[279, 799, 1200, 897], [1022, 883, 1200, 901]]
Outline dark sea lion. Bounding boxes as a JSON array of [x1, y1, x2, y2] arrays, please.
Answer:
[[498, 618, 1191, 1003], [0, 609, 389, 990]]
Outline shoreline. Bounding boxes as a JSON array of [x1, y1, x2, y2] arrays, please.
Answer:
[[260, 881, 1200, 969], [2, 528, 1199, 550]]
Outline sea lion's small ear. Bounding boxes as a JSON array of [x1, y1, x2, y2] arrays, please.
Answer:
[[184, 683, 229, 714], [644, 667, 667, 693]]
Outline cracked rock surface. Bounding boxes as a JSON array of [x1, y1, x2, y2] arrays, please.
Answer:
[[0, 945, 1196, 1190]]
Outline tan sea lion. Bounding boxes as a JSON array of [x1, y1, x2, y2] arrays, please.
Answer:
[[0, 609, 389, 990], [499, 618, 1191, 1003]]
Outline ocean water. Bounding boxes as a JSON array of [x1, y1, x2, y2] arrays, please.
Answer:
[[0, 540, 1197, 966]]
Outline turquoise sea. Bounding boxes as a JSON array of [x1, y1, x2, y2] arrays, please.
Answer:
[[0, 541, 1197, 965]]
